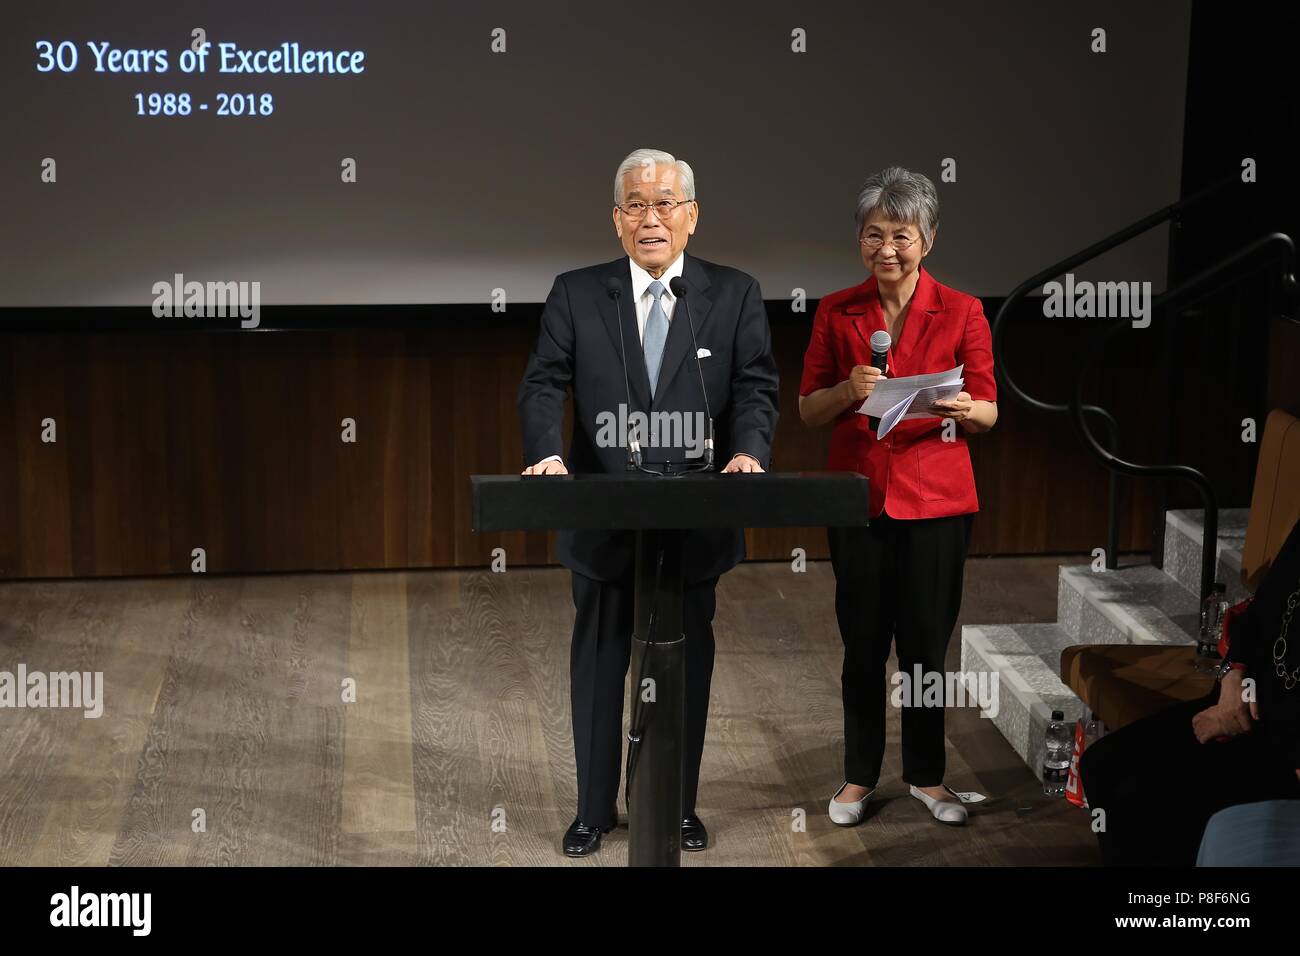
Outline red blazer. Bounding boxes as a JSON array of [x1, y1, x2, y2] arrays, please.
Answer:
[[799, 268, 996, 520]]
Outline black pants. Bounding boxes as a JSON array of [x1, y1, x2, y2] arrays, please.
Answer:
[[827, 511, 974, 788], [1079, 692, 1300, 866], [569, 571, 719, 828]]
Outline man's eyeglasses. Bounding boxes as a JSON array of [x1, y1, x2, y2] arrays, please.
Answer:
[[860, 234, 920, 251], [616, 198, 694, 220]]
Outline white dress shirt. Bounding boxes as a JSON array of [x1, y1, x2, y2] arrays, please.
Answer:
[[628, 253, 684, 342]]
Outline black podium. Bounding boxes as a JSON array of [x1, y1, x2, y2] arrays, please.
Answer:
[[470, 471, 870, 866]]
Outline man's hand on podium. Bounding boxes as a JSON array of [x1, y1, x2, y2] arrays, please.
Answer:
[[521, 456, 761, 474], [522, 459, 568, 476], [722, 454, 763, 474]]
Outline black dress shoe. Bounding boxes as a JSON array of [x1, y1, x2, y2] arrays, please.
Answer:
[[563, 816, 614, 857], [681, 813, 709, 852]]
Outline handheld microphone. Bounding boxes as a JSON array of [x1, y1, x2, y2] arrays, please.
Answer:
[[605, 277, 642, 470], [867, 329, 891, 433], [669, 276, 714, 470]]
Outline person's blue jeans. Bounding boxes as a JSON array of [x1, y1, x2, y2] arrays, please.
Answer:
[[1197, 800, 1300, 866]]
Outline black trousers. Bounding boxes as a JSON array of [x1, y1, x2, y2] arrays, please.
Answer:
[[827, 511, 974, 788], [1079, 692, 1300, 866], [569, 570, 719, 828]]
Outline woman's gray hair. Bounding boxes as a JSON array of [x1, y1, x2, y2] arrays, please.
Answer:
[[614, 148, 696, 205], [854, 166, 939, 250]]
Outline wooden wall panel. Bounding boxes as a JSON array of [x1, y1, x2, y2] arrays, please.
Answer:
[[0, 310, 1281, 580]]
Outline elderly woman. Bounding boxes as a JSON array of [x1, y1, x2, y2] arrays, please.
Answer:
[[799, 166, 998, 826]]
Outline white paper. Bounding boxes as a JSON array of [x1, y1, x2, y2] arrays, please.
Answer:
[[857, 364, 965, 437]]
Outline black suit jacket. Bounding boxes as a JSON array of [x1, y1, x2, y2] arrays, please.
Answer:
[[518, 253, 780, 583]]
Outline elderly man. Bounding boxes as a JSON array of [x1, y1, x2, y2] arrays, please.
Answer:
[[518, 147, 779, 857]]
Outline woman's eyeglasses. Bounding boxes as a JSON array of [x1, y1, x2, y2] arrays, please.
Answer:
[[860, 234, 920, 251]]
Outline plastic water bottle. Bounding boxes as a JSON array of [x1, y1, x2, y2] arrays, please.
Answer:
[[1083, 712, 1102, 747], [1198, 583, 1228, 660], [1042, 710, 1072, 796]]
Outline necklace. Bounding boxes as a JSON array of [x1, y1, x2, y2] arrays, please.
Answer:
[[1275, 580, 1300, 691]]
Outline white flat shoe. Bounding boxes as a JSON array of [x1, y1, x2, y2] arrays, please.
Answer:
[[828, 781, 873, 826], [910, 784, 969, 825]]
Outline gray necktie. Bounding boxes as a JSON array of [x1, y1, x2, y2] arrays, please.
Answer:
[[644, 280, 669, 398]]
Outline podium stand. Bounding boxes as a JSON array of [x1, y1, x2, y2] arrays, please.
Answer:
[[471, 471, 869, 866]]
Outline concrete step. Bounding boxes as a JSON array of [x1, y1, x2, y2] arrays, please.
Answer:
[[963, 508, 1252, 780], [960, 623, 1088, 781], [1162, 508, 1250, 604], [1057, 562, 1200, 647]]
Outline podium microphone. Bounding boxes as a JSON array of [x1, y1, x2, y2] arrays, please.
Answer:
[[867, 329, 891, 433], [605, 277, 643, 470], [668, 276, 714, 470]]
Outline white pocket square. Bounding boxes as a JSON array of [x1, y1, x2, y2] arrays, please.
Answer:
[[696, 348, 712, 359]]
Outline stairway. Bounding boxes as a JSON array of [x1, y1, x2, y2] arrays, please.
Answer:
[[960, 508, 1250, 778]]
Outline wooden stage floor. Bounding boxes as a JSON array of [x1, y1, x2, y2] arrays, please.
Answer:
[[0, 555, 1101, 866]]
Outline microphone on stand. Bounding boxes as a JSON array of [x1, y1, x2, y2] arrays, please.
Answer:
[[605, 277, 643, 470], [668, 276, 714, 470], [867, 329, 891, 433]]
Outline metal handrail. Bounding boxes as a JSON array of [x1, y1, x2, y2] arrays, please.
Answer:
[[1069, 233, 1299, 603], [991, 173, 1239, 408], [991, 174, 1237, 572]]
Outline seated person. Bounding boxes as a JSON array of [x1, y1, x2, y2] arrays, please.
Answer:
[[1080, 516, 1300, 866]]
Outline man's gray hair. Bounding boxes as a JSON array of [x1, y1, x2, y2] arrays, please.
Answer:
[[614, 148, 696, 205], [854, 166, 939, 250]]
